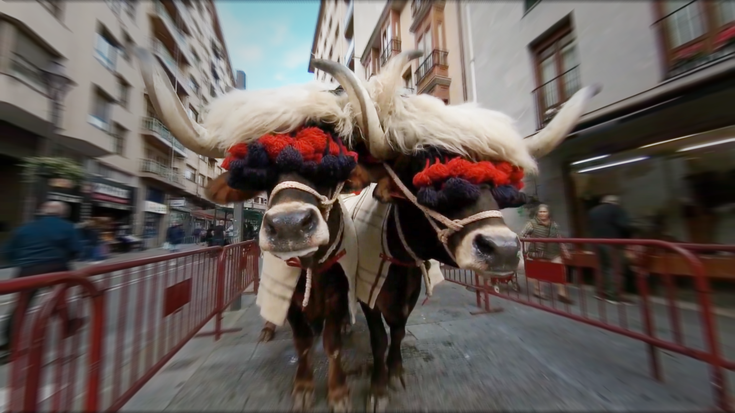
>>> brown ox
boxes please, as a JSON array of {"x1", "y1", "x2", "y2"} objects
[
  {"x1": 315, "y1": 52, "x2": 601, "y2": 411},
  {"x1": 135, "y1": 47, "x2": 386, "y2": 411}
]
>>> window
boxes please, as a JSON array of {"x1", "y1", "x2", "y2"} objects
[
  {"x1": 121, "y1": 33, "x2": 133, "y2": 62},
  {"x1": 37, "y1": 0, "x2": 63, "y2": 19},
  {"x1": 531, "y1": 24, "x2": 581, "y2": 129},
  {"x1": 10, "y1": 31, "x2": 53, "y2": 91},
  {"x1": 89, "y1": 88, "x2": 112, "y2": 131},
  {"x1": 188, "y1": 105, "x2": 199, "y2": 122},
  {"x1": 417, "y1": 28, "x2": 432, "y2": 56},
  {"x1": 656, "y1": 0, "x2": 735, "y2": 77},
  {"x1": 185, "y1": 166, "x2": 195, "y2": 181},
  {"x1": 118, "y1": 79, "x2": 129, "y2": 108},
  {"x1": 197, "y1": 174, "x2": 205, "y2": 186},
  {"x1": 189, "y1": 76, "x2": 200, "y2": 95},
  {"x1": 112, "y1": 123, "x2": 126, "y2": 156},
  {"x1": 524, "y1": 0, "x2": 541, "y2": 12},
  {"x1": 123, "y1": 0, "x2": 136, "y2": 19},
  {"x1": 94, "y1": 31, "x2": 118, "y2": 71}
]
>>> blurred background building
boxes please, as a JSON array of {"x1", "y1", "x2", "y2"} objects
[{"x1": 0, "y1": 0, "x2": 241, "y2": 247}]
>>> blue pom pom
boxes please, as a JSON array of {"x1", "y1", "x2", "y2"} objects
[
  {"x1": 442, "y1": 178, "x2": 481, "y2": 204},
  {"x1": 246, "y1": 143, "x2": 270, "y2": 168},
  {"x1": 492, "y1": 185, "x2": 527, "y2": 209},
  {"x1": 318, "y1": 154, "x2": 341, "y2": 183},
  {"x1": 275, "y1": 146, "x2": 303, "y2": 172},
  {"x1": 334, "y1": 154, "x2": 357, "y2": 182},
  {"x1": 300, "y1": 161, "x2": 319, "y2": 177},
  {"x1": 417, "y1": 187, "x2": 444, "y2": 209}
]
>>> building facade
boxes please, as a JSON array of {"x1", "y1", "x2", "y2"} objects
[
  {"x1": 309, "y1": 0, "x2": 469, "y2": 104},
  {"x1": 464, "y1": 0, "x2": 735, "y2": 244},
  {"x1": 0, "y1": 0, "x2": 236, "y2": 246}
]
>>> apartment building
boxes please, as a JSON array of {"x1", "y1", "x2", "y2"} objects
[
  {"x1": 0, "y1": 0, "x2": 237, "y2": 245},
  {"x1": 464, "y1": 0, "x2": 735, "y2": 244},
  {"x1": 309, "y1": 0, "x2": 468, "y2": 105}
]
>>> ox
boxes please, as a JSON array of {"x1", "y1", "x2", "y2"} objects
[
  {"x1": 135, "y1": 48, "x2": 383, "y2": 411},
  {"x1": 313, "y1": 51, "x2": 601, "y2": 411}
]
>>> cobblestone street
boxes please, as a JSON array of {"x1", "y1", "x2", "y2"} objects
[{"x1": 124, "y1": 280, "x2": 730, "y2": 412}]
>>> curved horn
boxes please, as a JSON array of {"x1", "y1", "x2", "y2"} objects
[
  {"x1": 371, "y1": 49, "x2": 423, "y2": 112},
  {"x1": 311, "y1": 59, "x2": 391, "y2": 160},
  {"x1": 525, "y1": 84, "x2": 602, "y2": 159},
  {"x1": 134, "y1": 47, "x2": 224, "y2": 158}
]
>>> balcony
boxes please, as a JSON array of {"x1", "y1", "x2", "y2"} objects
[
  {"x1": 140, "y1": 159, "x2": 184, "y2": 188},
  {"x1": 414, "y1": 49, "x2": 449, "y2": 90},
  {"x1": 531, "y1": 65, "x2": 582, "y2": 130},
  {"x1": 344, "y1": 0, "x2": 354, "y2": 38},
  {"x1": 151, "y1": 0, "x2": 193, "y2": 65},
  {"x1": 142, "y1": 117, "x2": 188, "y2": 157},
  {"x1": 150, "y1": 38, "x2": 191, "y2": 96},
  {"x1": 653, "y1": 1, "x2": 735, "y2": 79},
  {"x1": 380, "y1": 39, "x2": 402, "y2": 67}
]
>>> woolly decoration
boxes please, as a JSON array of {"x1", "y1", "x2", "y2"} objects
[
  {"x1": 410, "y1": 156, "x2": 527, "y2": 212},
  {"x1": 220, "y1": 126, "x2": 358, "y2": 192}
]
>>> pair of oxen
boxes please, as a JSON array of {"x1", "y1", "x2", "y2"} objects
[{"x1": 137, "y1": 47, "x2": 600, "y2": 412}]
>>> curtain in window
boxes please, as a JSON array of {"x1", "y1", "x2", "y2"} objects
[{"x1": 665, "y1": 0, "x2": 705, "y2": 48}]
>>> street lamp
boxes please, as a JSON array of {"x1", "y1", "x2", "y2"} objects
[{"x1": 30, "y1": 62, "x2": 76, "y2": 217}]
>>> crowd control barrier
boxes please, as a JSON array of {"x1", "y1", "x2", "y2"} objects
[
  {"x1": 0, "y1": 241, "x2": 260, "y2": 412},
  {"x1": 442, "y1": 238, "x2": 733, "y2": 412}
]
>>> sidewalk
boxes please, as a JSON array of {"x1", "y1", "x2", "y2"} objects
[
  {"x1": 0, "y1": 243, "x2": 206, "y2": 281},
  {"x1": 123, "y1": 281, "x2": 733, "y2": 411}
]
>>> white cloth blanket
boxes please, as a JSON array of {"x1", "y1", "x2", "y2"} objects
[
  {"x1": 341, "y1": 184, "x2": 444, "y2": 309},
  {"x1": 255, "y1": 199, "x2": 359, "y2": 327}
]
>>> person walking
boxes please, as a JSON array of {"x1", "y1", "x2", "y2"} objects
[
  {"x1": 520, "y1": 204, "x2": 574, "y2": 304},
  {"x1": 212, "y1": 220, "x2": 226, "y2": 247},
  {"x1": 588, "y1": 195, "x2": 635, "y2": 304},
  {"x1": 166, "y1": 221, "x2": 185, "y2": 253},
  {"x1": 0, "y1": 201, "x2": 83, "y2": 363}
]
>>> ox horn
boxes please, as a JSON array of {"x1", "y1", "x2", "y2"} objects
[
  {"x1": 311, "y1": 59, "x2": 391, "y2": 160},
  {"x1": 524, "y1": 84, "x2": 602, "y2": 159},
  {"x1": 134, "y1": 47, "x2": 225, "y2": 159}
]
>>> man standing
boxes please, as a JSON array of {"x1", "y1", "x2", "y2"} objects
[
  {"x1": 212, "y1": 220, "x2": 226, "y2": 247},
  {"x1": 0, "y1": 201, "x2": 82, "y2": 362},
  {"x1": 588, "y1": 195, "x2": 634, "y2": 304},
  {"x1": 166, "y1": 220, "x2": 185, "y2": 253}
]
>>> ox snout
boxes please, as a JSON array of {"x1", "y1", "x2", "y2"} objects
[
  {"x1": 454, "y1": 227, "x2": 521, "y2": 277},
  {"x1": 259, "y1": 202, "x2": 330, "y2": 260}
]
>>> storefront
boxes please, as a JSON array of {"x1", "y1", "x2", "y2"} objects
[
  {"x1": 143, "y1": 200, "x2": 168, "y2": 247},
  {"x1": 46, "y1": 178, "x2": 85, "y2": 223},
  {"x1": 90, "y1": 178, "x2": 136, "y2": 226},
  {"x1": 170, "y1": 198, "x2": 196, "y2": 237}
]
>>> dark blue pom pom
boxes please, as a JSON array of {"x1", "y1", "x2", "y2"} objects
[
  {"x1": 492, "y1": 185, "x2": 527, "y2": 209},
  {"x1": 334, "y1": 154, "x2": 357, "y2": 182},
  {"x1": 246, "y1": 143, "x2": 270, "y2": 168},
  {"x1": 301, "y1": 161, "x2": 319, "y2": 177},
  {"x1": 318, "y1": 154, "x2": 341, "y2": 183},
  {"x1": 275, "y1": 146, "x2": 303, "y2": 172},
  {"x1": 442, "y1": 178, "x2": 481, "y2": 204},
  {"x1": 417, "y1": 187, "x2": 444, "y2": 209}
]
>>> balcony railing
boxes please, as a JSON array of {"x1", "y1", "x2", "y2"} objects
[
  {"x1": 345, "y1": 39, "x2": 355, "y2": 66},
  {"x1": 380, "y1": 38, "x2": 402, "y2": 66},
  {"x1": 140, "y1": 159, "x2": 184, "y2": 185},
  {"x1": 414, "y1": 49, "x2": 448, "y2": 85},
  {"x1": 402, "y1": 87, "x2": 415, "y2": 95},
  {"x1": 154, "y1": 0, "x2": 186, "y2": 44},
  {"x1": 142, "y1": 117, "x2": 187, "y2": 154},
  {"x1": 344, "y1": 0, "x2": 354, "y2": 33},
  {"x1": 531, "y1": 65, "x2": 582, "y2": 130},
  {"x1": 411, "y1": 0, "x2": 424, "y2": 16},
  {"x1": 653, "y1": 0, "x2": 735, "y2": 79}
]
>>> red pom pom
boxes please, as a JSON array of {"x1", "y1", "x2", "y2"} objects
[
  {"x1": 221, "y1": 157, "x2": 233, "y2": 170},
  {"x1": 515, "y1": 180, "x2": 525, "y2": 190},
  {"x1": 413, "y1": 171, "x2": 432, "y2": 187},
  {"x1": 328, "y1": 141, "x2": 341, "y2": 156},
  {"x1": 296, "y1": 127, "x2": 329, "y2": 153},
  {"x1": 347, "y1": 151, "x2": 358, "y2": 162},
  {"x1": 293, "y1": 139, "x2": 317, "y2": 161},
  {"x1": 425, "y1": 159, "x2": 451, "y2": 183},
  {"x1": 227, "y1": 143, "x2": 248, "y2": 158},
  {"x1": 259, "y1": 134, "x2": 293, "y2": 160}
]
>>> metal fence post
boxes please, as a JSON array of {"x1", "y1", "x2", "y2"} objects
[{"x1": 229, "y1": 202, "x2": 244, "y2": 311}]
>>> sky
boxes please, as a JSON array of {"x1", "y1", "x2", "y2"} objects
[{"x1": 215, "y1": 1, "x2": 321, "y2": 91}]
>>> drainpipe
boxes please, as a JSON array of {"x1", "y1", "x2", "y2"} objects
[
  {"x1": 465, "y1": 2, "x2": 478, "y2": 103},
  {"x1": 456, "y1": 0, "x2": 468, "y2": 102}
]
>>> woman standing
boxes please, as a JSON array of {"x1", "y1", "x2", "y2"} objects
[{"x1": 520, "y1": 204, "x2": 574, "y2": 304}]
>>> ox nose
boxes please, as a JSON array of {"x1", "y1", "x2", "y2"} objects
[
  {"x1": 472, "y1": 233, "x2": 520, "y2": 272},
  {"x1": 263, "y1": 208, "x2": 319, "y2": 240}
]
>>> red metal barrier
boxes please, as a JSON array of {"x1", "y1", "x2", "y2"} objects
[
  {"x1": 0, "y1": 241, "x2": 260, "y2": 412},
  {"x1": 442, "y1": 238, "x2": 733, "y2": 412}
]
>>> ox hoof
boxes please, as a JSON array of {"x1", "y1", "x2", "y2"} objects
[
  {"x1": 388, "y1": 367, "x2": 406, "y2": 390},
  {"x1": 341, "y1": 323, "x2": 353, "y2": 336},
  {"x1": 292, "y1": 388, "x2": 315, "y2": 412},
  {"x1": 259, "y1": 328, "x2": 275, "y2": 343},
  {"x1": 366, "y1": 394, "x2": 389, "y2": 413},
  {"x1": 328, "y1": 389, "x2": 352, "y2": 413}
]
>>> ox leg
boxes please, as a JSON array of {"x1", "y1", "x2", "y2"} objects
[
  {"x1": 360, "y1": 302, "x2": 390, "y2": 413},
  {"x1": 386, "y1": 273, "x2": 422, "y2": 390},
  {"x1": 287, "y1": 306, "x2": 315, "y2": 412},
  {"x1": 323, "y1": 308, "x2": 351, "y2": 412},
  {"x1": 259, "y1": 321, "x2": 276, "y2": 342}
]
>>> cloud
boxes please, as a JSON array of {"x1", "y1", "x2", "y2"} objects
[
  {"x1": 237, "y1": 45, "x2": 263, "y2": 62},
  {"x1": 283, "y1": 44, "x2": 312, "y2": 70},
  {"x1": 271, "y1": 24, "x2": 290, "y2": 46}
]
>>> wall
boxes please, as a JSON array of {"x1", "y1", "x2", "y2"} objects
[{"x1": 354, "y1": 0, "x2": 386, "y2": 78}]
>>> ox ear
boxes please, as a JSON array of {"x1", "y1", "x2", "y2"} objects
[{"x1": 205, "y1": 172, "x2": 260, "y2": 204}]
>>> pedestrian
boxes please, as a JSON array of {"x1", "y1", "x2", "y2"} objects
[
  {"x1": 588, "y1": 195, "x2": 635, "y2": 304},
  {"x1": 0, "y1": 201, "x2": 83, "y2": 363},
  {"x1": 166, "y1": 221, "x2": 185, "y2": 253},
  {"x1": 520, "y1": 204, "x2": 574, "y2": 304},
  {"x1": 212, "y1": 220, "x2": 226, "y2": 247}
]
